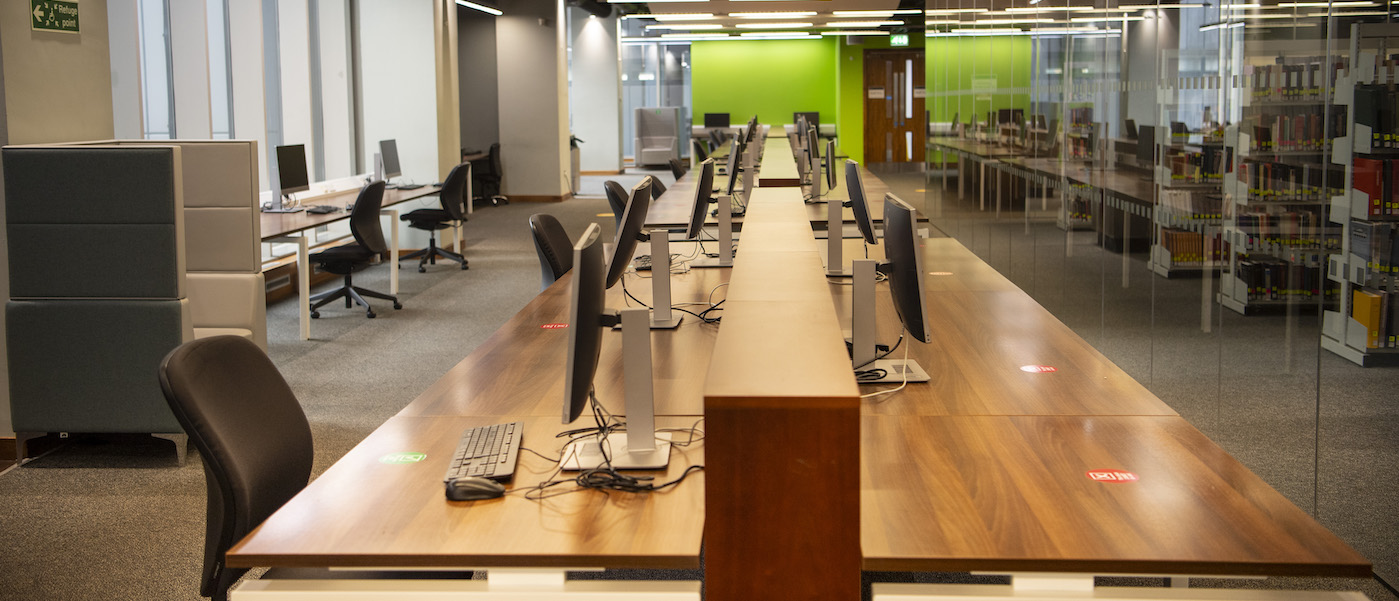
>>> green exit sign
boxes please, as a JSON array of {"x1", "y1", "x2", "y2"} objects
[
  {"x1": 32, "y1": 0, "x2": 80, "y2": 33},
  {"x1": 890, "y1": 33, "x2": 909, "y2": 47}
]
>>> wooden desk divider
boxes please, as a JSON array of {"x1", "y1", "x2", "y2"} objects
[{"x1": 702, "y1": 185, "x2": 862, "y2": 601}]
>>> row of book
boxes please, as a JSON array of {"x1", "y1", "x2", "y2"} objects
[
  {"x1": 1354, "y1": 83, "x2": 1399, "y2": 152},
  {"x1": 1168, "y1": 146, "x2": 1227, "y2": 184},
  {"x1": 1235, "y1": 258, "x2": 1335, "y2": 301},
  {"x1": 1159, "y1": 190, "x2": 1223, "y2": 220},
  {"x1": 1236, "y1": 210, "x2": 1340, "y2": 252},
  {"x1": 1235, "y1": 160, "x2": 1346, "y2": 203},
  {"x1": 1350, "y1": 219, "x2": 1399, "y2": 275},
  {"x1": 1353, "y1": 287, "x2": 1399, "y2": 349},
  {"x1": 1161, "y1": 228, "x2": 1224, "y2": 265},
  {"x1": 1352, "y1": 157, "x2": 1399, "y2": 219},
  {"x1": 1248, "y1": 108, "x2": 1345, "y2": 153},
  {"x1": 1067, "y1": 107, "x2": 1093, "y2": 128},
  {"x1": 1246, "y1": 60, "x2": 1343, "y2": 104}
]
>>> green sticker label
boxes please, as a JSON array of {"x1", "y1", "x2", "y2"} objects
[{"x1": 380, "y1": 452, "x2": 427, "y2": 464}]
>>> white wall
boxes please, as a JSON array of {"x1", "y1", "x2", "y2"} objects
[
  {"x1": 318, "y1": 0, "x2": 354, "y2": 179},
  {"x1": 497, "y1": 0, "x2": 570, "y2": 198},
  {"x1": 170, "y1": 0, "x2": 212, "y2": 138},
  {"x1": 568, "y1": 8, "x2": 621, "y2": 173}
]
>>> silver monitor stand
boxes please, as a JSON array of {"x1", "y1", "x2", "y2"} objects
[{"x1": 850, "y1": 259, "x2": 929, "y2": 383}]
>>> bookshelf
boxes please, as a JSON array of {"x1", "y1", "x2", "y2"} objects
[
  {"x1": 1149, "y1": 89, "x2": 1227, "y2": 278},
  {"x1": 1218, "y1": 53, "x2": 1347, "y2": 314},
  {"x1": 1321, "y1": 23, "x2": 1399, "y2": 366}
]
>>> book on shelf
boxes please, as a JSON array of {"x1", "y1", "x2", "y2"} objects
[
  {"x1": 1353, "y1": 288, "x2": 1383, "y2": 348},
  {"x1": 1353, "y1": 157, "x2": 1388, "y2": 218}
]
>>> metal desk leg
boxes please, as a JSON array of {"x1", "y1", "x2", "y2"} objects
[
  {"x1": 979, "y1": 160, "x2": 987, "y2": 211},
  {"x1": 271, "y1": 234, "x2": 312, "y2": 341},
  {"x1": 381, "y1": 208, "x2": 400, "y2": 295}
]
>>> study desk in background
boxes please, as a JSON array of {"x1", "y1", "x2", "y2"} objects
[{"x1": 260, "y1": 184, "x2": 444, "y2": 340}]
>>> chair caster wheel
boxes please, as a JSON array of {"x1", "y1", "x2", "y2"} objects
[
  {"x1": 461, "y1": 264, "x2": 469, "y2": 270},
  {"x1": 418, "y1": 267, "x2": 426, "y2": 273},
  {"x1": 367, "y1": 312, "x2": 376, "y2": 319},
  {"x1": 393, "y1": 303, "x2": 403, "y2": 310},
  {"x1": 311, "y1": 311, "x2": 320, "y2": 319}
]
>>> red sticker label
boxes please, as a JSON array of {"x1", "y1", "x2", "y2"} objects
[
  {"x1": 1020, "y1": 365, "x2": 1057, "y2": 373},
  {"x1": 928, "y1": 271, "x2": 954, "y2": 276},
  {"x1": 1087, "y1": 469, "x2": 1138, "y2": 482},
  {"x1": 541, "y1": 323, "x2": 568, "y2": 330}
]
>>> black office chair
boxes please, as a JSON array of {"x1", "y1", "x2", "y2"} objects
[
  {"x1": 668, "y1": 158, "x2": 686, "y2": 181},
  {"x1": 400, "y1": 162, "x2": 470, "y2": 273},
  {"x1": 709, "y1": 129, "x2": 726, "y2": 149},
  {"x1": 604, "y1": 180, "x2": 628, "y2": 230},
  {"x1": 308, "y1": 181, "x2": 401, "y2": 319},
  {"x1": 159, "y1": 335, "x2": 314, "y2": 601},
  {"x1": 529, "y1": 214, "x2": 573, "y2": 291},
  {"x1": 650, "y1": 178, "x2": 667, "y2": 200},
  {"x1": 692, "y1": 139, "x2": 709, "y2": 162},
  {"x1": 473, "y1": 142, "x2": 508, "y2": 207}
]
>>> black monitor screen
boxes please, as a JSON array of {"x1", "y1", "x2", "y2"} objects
[
  {"x1": 1124, "y1": 119, "x2": 1139, "y2": 140},
  {"x1": 882, "y1": 194, "x2": 930, "y2": 343},
  {"x1": 605, "y1": 177, "x2": 652, "y2": 289},
  {"x1": 378, "y1": 139, "x2": 402, "y2": 180},
  {"x1": 688, "y1": 159, "x2": 716, "y2": 240},
  {"x1": 704, "y1": 113, "x2": 730, "y2": 129},
  {"x1": 794, "y1": 112, "x2": 818, "y2": 129},
  {"x1": 275, "y1": 144, "x2": 310, "y2": 196},
  {"x1": 824, "y1": 140, "x2": 837, "y2": 191},
  {"x1": 1137, "y1": 125, "x2": 1155, "y2": 163},
  {"x1": 563, "y1": 223, "x2": 606, "y2": 424},
  {"x1": 725, "y1": 139, "x2": 743, "y2": 195},
  {"x1": 845, "y1": 160, "x2": 876, "y2": 245}
]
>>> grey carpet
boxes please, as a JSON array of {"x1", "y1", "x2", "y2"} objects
[{"x1": 0, "y1": 165, "x2": 1393, "y2": 601}]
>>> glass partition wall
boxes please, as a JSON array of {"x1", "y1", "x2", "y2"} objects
[{"x1": 924, "y1": 0, "x2": 1399, "y2": 591}]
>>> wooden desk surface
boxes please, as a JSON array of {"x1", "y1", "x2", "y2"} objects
[
  {"x1": 757, "y1": 135, "x2": 801, "y2": 187},
  {"x1": 1004, "y1": 157, "x2": 1156, "y2": 206},
  {"x1": 397, "y1": 255, "x2": 727, "y2": 419},
  {"x1": 227, "y1": 415, "x2": 705, "y2": 569},
  {"x1": 928, "y1": 136, "x2": 1025, "y2": 158},
  {"x1": 260, "y1": 185, "x2": 443, "y2": 240},
  {"x1": 862, "y1": 414, "x2": 1370, "y2": 577}
]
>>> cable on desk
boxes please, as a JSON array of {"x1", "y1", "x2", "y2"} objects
[
  {"x1": 620, "y1": 278, "x2": 724, "y2": 324},
  {"x1": 860, "y1": 327, "x2": 913, "y2": 402}
]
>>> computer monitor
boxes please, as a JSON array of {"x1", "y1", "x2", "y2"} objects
[
  {"x1": 704, "y1": 113, "x2": 730, "y2": 129},
  {"x1": 745, "y1": 115, "x2": 758, "y2": 142},
  {"x1": 1124, "y1": 119, "x2": 1139, "y2": 140},
  {"x1": 881, "y1": 194, "x2": 931, "y2": 345},
  {"x1": 687, "y1": 159, "x2": 716, "y2": 240},
  {"x1": 1170, "y1": 121, "x2": 1189, "y2": 137},
  {"x1": 950, "y1": 112, "x2": 960, "y2": 130},
  {"x1": 1137, "y1": 125, "x2": 1156, "y2": 164},
  {"x1": 824, "y1": 140, "x2": 837, "y2": 192},
  {"x1": 997, "y1": 109, "x2": 1012, "y2": 126},
  {"x1": 725, "y1": 138, "x2": 743, "y2": 195},
  {"x1": 846, "y1": 160, "x2": 877, "y2": 245},
  {"x1": 275, "y1": 144, "x2": 310, "y2": 197},
  {"x1": 378, "y1": 139, "x2": 402, "y2": 180},
  {"x1": 605, "y1": 177, "x2": 652, "y2": 289},
  {"x1": 561, "y1": 222, "x2": 672, "y2": 470},
  {"x1": 794, "y1": 111, "x2": 818, "y2": 130},
  {"x1": 807, "y1": 126, "x2": 821, "y2": 196}
]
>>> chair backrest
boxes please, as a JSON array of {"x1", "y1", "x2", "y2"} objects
[
  {"x1": 668, "y1": 158, "x2": 686, "y2": 181},
  {"x1": 158, "y1": 335, "x2": 313, "y2": 600},
  {"x1": 438, "y1": 162, "x2": 471, "y2": 221},
  {"x1": 650, "y1": 178, "x2": 667, "y2": 200},
  {"x1": 692, "y1": 139, "x2": 709, "y2": 162},
  {"x1": 529, "y1": 213, "x2": 573, "y2": 291},
  {"x1": 489, "y1": 142, "x2": 503, "y2": 175},
  {"x1": 709, "y1": 129, "x2": 725, "y2": 148},
  {"x1": 349, "y1": 180, "x2": 388, "y2": 254},
  {"x1": 604, "y1": 180, "x2": 628, "y2": 229}
]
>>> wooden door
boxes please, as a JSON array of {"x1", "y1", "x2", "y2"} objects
[{"x1": 864, "y1": 49, "x2": 926, "y2": 163}]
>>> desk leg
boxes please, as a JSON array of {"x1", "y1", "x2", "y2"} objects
[
  {"x1": 382, "y1": 208, "x2": 400, "y2": 296},
  {"x1": 979, "y1": 161, "x2": 987, "y2": 211},
  {"x1": 271, "y1": 235, "x2": 312, "y2": 341}
]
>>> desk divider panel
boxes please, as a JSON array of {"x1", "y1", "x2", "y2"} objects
[{"x1": 703, "y1": 183, "x2": 862, "y2": 601}]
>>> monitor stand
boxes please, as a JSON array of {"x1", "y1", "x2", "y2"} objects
[
  {"x1": 647, "y1": 232, "x2": 682, "y2": 329},
  {"x1": 562, "y1": 308, "x2": 673, "y2": 470},
  {"x1": 262, "y1": 195, "x2": 305, "y2": 213},
  {"x1": 691, "y1": 195, "x2": 734, "y2": 268},
  {"x1": 850, "y1": 259, "x2": 930, "y2": 383},
  {"x1": 826, "y1": 199, "x2": 851, "y2": 277}
]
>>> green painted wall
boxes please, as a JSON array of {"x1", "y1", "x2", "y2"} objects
[
  {"x1": 690, "y1": 39, "x2": 838, "y2": 129},
  {"x1": 836, "y1": 42, "x2": 864, "y2": 163},
  {"x1": 925, "y1": 35, "x2": 1032, "y2": 162}
]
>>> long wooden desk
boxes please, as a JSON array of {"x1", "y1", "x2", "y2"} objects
[{"x1": 261, "y1": 184, "x2": 444, "y2": 340}]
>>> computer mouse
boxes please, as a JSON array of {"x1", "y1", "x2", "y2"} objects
[{"x1": 445, "y1": 476, "x2": 505, "y2": 501}]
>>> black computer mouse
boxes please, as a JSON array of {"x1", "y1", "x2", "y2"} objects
[{"x1": 444, "y1": 477, "x2": 505, "y2": 501}]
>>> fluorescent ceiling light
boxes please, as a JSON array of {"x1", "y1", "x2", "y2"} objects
[
  {"x1": 826, "y1": 20, "x2": 902, "y2": 26},
  {"x1": 971, "y1": 18, "x2": 1056, "y2": 23},
  {"x1": 1222, "y1": 3, "x2": 1263, "y2": 8},
  {"x1": 1118, "y1": 3, "x2": 1205, "y2": 8},
  {"x1": 662, "y1": 32, "x2": 729, "y2": 38},
  {"x1": 925, "y1": 8, "x2": 989, "y2": 14},
  {"x1": 1308, "y1": 9, "x2": 1390, "y2": 13},
  {"x1": 1199, "y1": 20, "x2": 1246, "y2": 29},
  {"x1": 925, "y1": 19, "x2": 960, "y2": 24},
  {"x1": 822, "y1": 30, "x2": 892, "y2": 35},
  {"x1": 454, "y1": 0, "x2": 501, "y2": 15},
  {"x1": 729, "y1": 11, "x2": 817, "y2": 18},
  {"x1": 734, "y1": 22, "x2": 812, "y2": 28},
  {"x1": 1006, "y1": 5, "x2": 1094, "y2": 11},
  {"x1": 646, "y1": 23, "x2": 725, "y2": 29},
  {"x1": 650, "y1": 13, "x2": 717, "y2": 20},
  {"x1": 738, "y1": 32, "x2": 820, "y2": 38},
  {"x1": 833, "y1": 9, "x2": 920, "y2": 17},
  {"x1": 1279, "y1": 1, "x2": 1375, "y2": 5},
  {"x1": 1072, "y1": 15, "x2": 1147, "y2": 20}
]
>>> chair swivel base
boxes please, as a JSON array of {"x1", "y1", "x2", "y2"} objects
[
  {"x1": 399, "y1": 240, "x2": 468, "y2": 272},
  {"x1": 309, "y1": 281, "x2": 401, "y2": 319}
]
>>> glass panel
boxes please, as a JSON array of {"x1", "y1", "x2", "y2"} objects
[
  {"x1": 138, "y1": 0, "x2": 174, "y2": 139},
  {"x1": 207, "y1": 0, "x2": 233, "y2": 139}
]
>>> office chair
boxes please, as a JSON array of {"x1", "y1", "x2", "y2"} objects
[
  {"x1": 159, "y1": 335, "x2": 314, "y2": 601},
  {"x1": 529, "y1": 214, "x2": 573, "y2": 291},
  {"x1": 308, "y1": 181, "x2": 401, "y2": 318},
  {"x1": 650, "y1": 178, "x2": 667, "y2": 200},
  {"x1": 604, "y1": 180, "x2": 628, "y2": 230},
  {"x1": 400, "y1": 162, "x2": 470, "y2": 273},
  {"x1": 668, "y1": 158, "x2": 686, "y2": 181},
  {"x1": 472, "y1": 142, "x2": 508, "y2": 207},
  {"x1": 692, "y1": 139, "x2": 709, "y2": 162},
  {"x1": 709, "y1": 129, "x2": 726, "y2": 149}
]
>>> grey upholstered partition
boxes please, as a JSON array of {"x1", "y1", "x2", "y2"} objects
[
  {"x1": 634, "y1": 107, "x2": 681, "y2": 166},
  {"x1": 3, "y1": 145, "x2": 192, "y2": 462}
]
